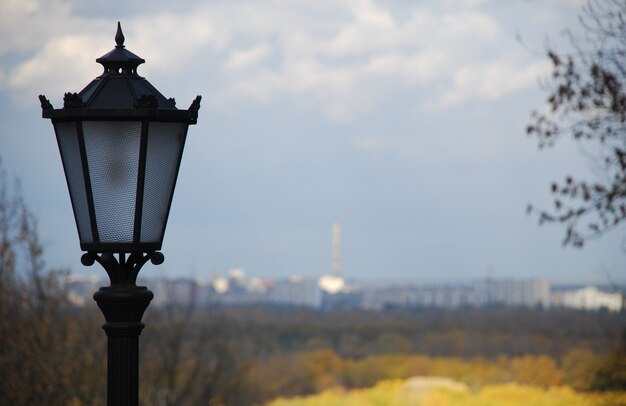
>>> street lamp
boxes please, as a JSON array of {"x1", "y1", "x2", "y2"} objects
[{"x1": 39, "y1": 22, "x2": 201, "y2": 405}]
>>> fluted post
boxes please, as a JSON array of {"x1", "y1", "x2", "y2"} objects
[{"x1": 94, "y1": 282, "x2": 154, "y2": 405}]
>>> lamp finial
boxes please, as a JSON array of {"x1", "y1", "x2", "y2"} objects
[{"x1": 115, "y1": 22, "x2": 125, "y2": 48}]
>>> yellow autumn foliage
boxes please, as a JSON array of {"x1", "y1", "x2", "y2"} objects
[{"x1": 267, "y1": 377, "x2": 626, "y2": 406}]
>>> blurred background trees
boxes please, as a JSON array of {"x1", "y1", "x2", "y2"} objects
[
  {"x1": 140, "y1": 301, "x2": 252, "y2": 405},
  {"x1": 527, "y1": 0, "x2": 626, "y2": 247},
  {"x1": 0, "y1": 160, "x2": 251, "y2": 405},
  {"x1": 0, "y1": 162, "x2": 105, "y2": 405}
]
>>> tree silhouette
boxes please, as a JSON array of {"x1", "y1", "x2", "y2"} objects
[
  {"x1": 0, "y1": 161, "x2": 106, "y2": 405},
  {"x1": 527, "y1": 0, "x2": 626, "y2": 247}
]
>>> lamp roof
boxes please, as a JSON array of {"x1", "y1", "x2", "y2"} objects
[
  {"x1": 39, "y1": 23, "x2": 201, "y2": 124},
  {"x1": 79, "y1": 22, "x2": 174, "y2": 110}
]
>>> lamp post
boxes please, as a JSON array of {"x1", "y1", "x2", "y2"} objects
[{"x1": 39, "y1": 23, "x2": 201, "y2": 405}]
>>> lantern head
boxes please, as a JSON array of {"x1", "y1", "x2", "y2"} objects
[{"x1": 40, "y1": 22, "x2": 201, "y2": 254}]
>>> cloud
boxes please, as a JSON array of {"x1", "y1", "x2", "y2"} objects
[
  {"x1": 1, "y1": 0, "x2": 557, "y2": 119},
  {"x1": 3, "y1": 34, "x2": 109, "y2": 107},
  {"x1": 436, "y1": 59, "x2": 551, "y2": 108},
  {"x1": 129, "y1": 12, "x2": 221, "y2": 75},
  {"x1": 0, "y1": 0, "x2": 71, "y2": 56},
  {"x1": 442, "y1": 0, "x2": 491, "y2": 7},
  {"x1": 213, "y1": 3, "x2": 509, "y2": 121},
  {"x1": 224, "y1": 44, "x2": 272, "y2": 72}
]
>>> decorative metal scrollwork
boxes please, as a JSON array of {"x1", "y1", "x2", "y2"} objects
[
  {"x1": 63, "y1": 92, "x2": 86, "y2": 108},
  {"x1": 39, "y1": 95, "x2": 53, "y2": 110},
  {"x1": 81, "y1": 252, "x2": 164, "y2": 286},
  {"x1": 188, "y1": 95, "x2": 202, "y2": 124},
  {"x1": 189, "y1": 95, "x2": 201, "y2": 113}
]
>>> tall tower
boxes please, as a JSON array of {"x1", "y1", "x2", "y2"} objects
[
  {"x1": 319, "y1": 221, "x2": 345, "y2": 295},
  {"x1": 332, "y1": 221, "x2": 341, "y2": 277}
]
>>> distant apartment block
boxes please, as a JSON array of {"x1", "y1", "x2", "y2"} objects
[
  {"x1": 151, "y1": 278, "x2": 208, "y2": 306},
  {"x1": 361, "y1": 279, "x2": 550, "y2": 311},
  {"x1": 271, "y1": 276, "x2": 322, "y2": 308},
  {"x1": 552, "y1": 286, "x2": 622, "y2": 312},
  {"x1": 66, "y1": 274, "x2": 100, "y2": 306},
  {"x1": 361, "y1": 286, "x2": 420, "y2": 310},
  {"x1": 472, "y1": 278, "x2": 551, "y2": 308}
]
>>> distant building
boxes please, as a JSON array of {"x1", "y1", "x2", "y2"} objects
[
  {"x1": 552, "y1": 286, "x2": 622, "y2": 312},
  {"x1": 359, "y1": 279, "x2": 551, "y2": 311},
  {"x1": 212, "y1": 277, "x2": 229, "y2": 294},
  {"x1": 66, "y1": 274, "x2": 101, "y2": 306},
  {"x1": 151, "y1": 278, "x2": 208, "y2": 306},
  {"x1": 271, "y1": 276, "x2": 321, "y2": 308},
  {"x1": 472, "y1": 278, "x2": 550, "y2": 308},
  {"x1": 318, "y1": 274, "x2": 345, "y2": 294},
  {"x1": 206, "y1": 269, "x2": 271, "y2": 305},
  {"x1": 361, "y1": 286, "x2": 419, "y2": 310}
]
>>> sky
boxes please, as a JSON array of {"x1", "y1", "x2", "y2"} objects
[{"x1": 0, "y1": 0, "x2": 623, "y2": 283}]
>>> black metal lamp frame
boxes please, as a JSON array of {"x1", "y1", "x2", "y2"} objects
[
  {"x1": 39, "y1": 23, "x2": 201, "y2": 406},
  {"x1": 82, "y1": 251, "x2": 163, "y2": 405}
]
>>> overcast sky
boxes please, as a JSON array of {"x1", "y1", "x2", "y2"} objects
[{"x1": 1, "y1": 0, "x2": 623, "y2": 283}]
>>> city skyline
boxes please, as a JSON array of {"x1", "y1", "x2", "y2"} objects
[
  {"x1": 0, "y1": 0, "x2": 624, "y2": 283},
  {"x1": 66, "y1": 270, "x2": 624, "y2": 313}
]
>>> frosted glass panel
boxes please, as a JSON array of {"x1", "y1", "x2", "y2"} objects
[
  {"x1": 55, "y1": 121, "x2": 93, "y2": 244},
  {"x1": 141, "y1": 122, "x2": 186, "y2": 243},
  {"x1": 83, "y1": 121, "x2": 141, "y2": 243}
]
